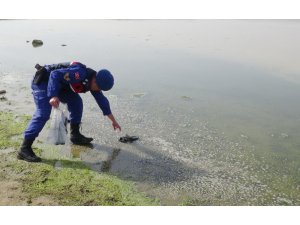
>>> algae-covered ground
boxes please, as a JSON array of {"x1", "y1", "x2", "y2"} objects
[{"x1": 0, "y1": 111, "x2": 158, "y2": 206}]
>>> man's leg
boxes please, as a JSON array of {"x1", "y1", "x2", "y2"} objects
[
  {"x1": 18, "y1": 82, "x2": 52, "y2": 162},
  {"x1": 60, "y1": 90, "x2": 93, "y2": 145}
]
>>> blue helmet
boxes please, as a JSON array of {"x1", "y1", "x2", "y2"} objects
[{"x1": 96, "y1": 69, "x2": 114, "y2": 91}]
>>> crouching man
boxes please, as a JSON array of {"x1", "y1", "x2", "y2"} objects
[{"x1": 18, "y1": 61, "x2": 121, "y2": 162}]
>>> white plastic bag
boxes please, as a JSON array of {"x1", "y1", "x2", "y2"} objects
[{"x1": 47, "y1": 107, "x2": 68, "y2": 145}]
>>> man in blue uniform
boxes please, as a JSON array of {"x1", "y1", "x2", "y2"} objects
[{"x1": 18, "y1": 61, "x2": 121, "y2": 162}]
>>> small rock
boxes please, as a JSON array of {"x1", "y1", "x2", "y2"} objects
[
  {"x1": 0, "y1": 96, "x2": 7, "y2": 101},
  {"x1": 26, "y1": 40, "x2": 30, "y2": 43},
  {"x1": 132, "y1": 93, "x2": 145, "y2": 98},
  {"x1": 32, "y1": 39, "x2": 43, "y2": 47},
  {"x1": 181, "y1": 95, "x2": 192, "y2": 100},
  {"x1": 61, "y1": 44, "x2": 67, "y2": 47},
  {"x1": 0, "y1": 90, "x2": 6, "y2": 95}
]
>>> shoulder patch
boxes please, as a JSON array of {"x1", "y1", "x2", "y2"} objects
[
  {"x1": 64, "y1": 73, "x2": 70, "y2": 81},
  {"x1": 75, "y1": 72, "x2": 80, "y2": 80}
]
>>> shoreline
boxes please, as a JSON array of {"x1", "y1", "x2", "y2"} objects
[{"x1": 0, "y1": 110, "x2": 158, "y2": 206}]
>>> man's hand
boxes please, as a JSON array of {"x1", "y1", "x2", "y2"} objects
[
  {"x1": 107, "y1": 114, "x2": 121, "y2": 131},
  {"x1": 112, "y1": 121, "x2": 121, "y2": 131},
  {"x1": 49, "y1": 97, "x2": 60, "y2": 108}
]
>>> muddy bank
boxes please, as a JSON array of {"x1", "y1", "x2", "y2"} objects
[{"x1": 0, "y1": 111, "x2": 158, "y2": 206}]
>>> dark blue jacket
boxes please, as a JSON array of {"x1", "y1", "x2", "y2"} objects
[{"x1": 46, "y1": 62, "x2": 112, "y2": 116}]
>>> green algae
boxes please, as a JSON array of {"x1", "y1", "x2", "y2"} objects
[
  {"x1": 0, "y1": 112, "x2": 30, "y2": 149},
  {"x1": 21, "y1": 159, "x2": 158, "y2": 205}
]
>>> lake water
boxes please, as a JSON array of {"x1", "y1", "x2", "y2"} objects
[{"x1": 0, "y1": 20, "x2": 299, "y2": 205}]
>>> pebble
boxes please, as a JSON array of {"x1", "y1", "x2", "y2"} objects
[
  {"x1": 0, "y1": 96, "x2": 7, "y2": 101},
  {"x1": 32, "y1": 39, "x2": 43, "y2": 47}
]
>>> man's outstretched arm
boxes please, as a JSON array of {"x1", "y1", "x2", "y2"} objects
[{"x1": 91, "y1": 91, "x2": 121, "y2": 131}]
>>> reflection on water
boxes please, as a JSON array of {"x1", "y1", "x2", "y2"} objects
[
  {"x1": 100, "y1": 148, "x2": 121, "y2": 172},
  {"x1": 70, "y1": 143, "x2": 121, "y2": 172},
  {"x1": 0, "y1": 20, "x2": 300, "y2": 205}
]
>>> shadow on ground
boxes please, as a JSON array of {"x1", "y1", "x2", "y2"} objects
[{"x1": 41, "y1": 141, "x2": 207, "y2": 185}]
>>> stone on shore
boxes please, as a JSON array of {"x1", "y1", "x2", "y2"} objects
[{"x1": 32, "y1": 39, "x2": 43, "y2": 47}]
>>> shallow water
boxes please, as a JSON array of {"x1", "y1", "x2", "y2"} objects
[{"x1": 0, "y1": 20, "x2": 299, "y2": 205}]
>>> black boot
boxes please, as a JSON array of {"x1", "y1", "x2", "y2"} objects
[
  {"x1": 70, "y1": 123, "x2": 93, "y2": 145},
  {"x1": 17, "y1": 139, "x2": 42, "y2": 162}
]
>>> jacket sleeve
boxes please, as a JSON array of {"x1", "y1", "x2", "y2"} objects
[
  {"x1": 47, "y1": 70, "x2": 63, "y2": 97},
  {"x1": 47, "y1": 63, "x2": 87, "y2": 98},
  {"x1": 91, "y1": 91, "x2": 112, "y2": 116}
]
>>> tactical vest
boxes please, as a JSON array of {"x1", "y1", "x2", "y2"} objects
[
  {"x1": 69, "y1": 78, "x2": 89, "y2": 93},
  {"x1": 69, "y1": 68, "x2": 96, "y2": 93}
]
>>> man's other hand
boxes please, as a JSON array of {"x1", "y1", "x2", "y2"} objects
[{"x1": 49, "y1": 97, "x2": 60, "y2": 108}]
